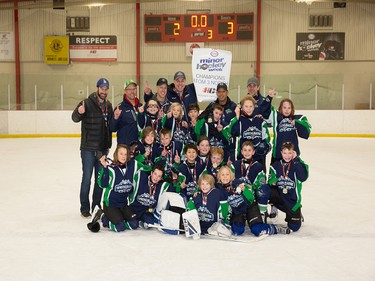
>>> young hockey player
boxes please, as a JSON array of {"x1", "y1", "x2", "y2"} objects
[
  {"x1": 87, "y1": 144, "x2": 151, "y2": 233},
  {"x1": 229, "y1": 96, "x2": 271, "y2": 170},
  {"x1": 196, "y1": 136, "x2": 211, "y2": 168},
  {"x1": 268, "y1": 98, "x2": 311, "y2": 163},
  {"x1": 129, "y1": 164, "x2": 169, "y2": 228},
  {"x1": 154, "y1": 128, "x2": 183, "y2": 183},
  {"x1": 229, "y1": 141, "x2": 266, "y2": 192},
  {"x1": 195, "y1": 104, "x2": 229, "y2": 159},
  {"x1": 176, "y1": 143, "x2": 207, "y2": 200},
  {"x1": 134, "y1": 127, "x2": 159, "y2": 167},
  {"x1": 206, "y1": 147, "x2": 225, "y2": 181},
  {"x1": 162, "y1": 102, "x2": 191, "y2": 145},
  {"x1": 186, "y1": 174, "x2": 230, "y2": 234},
  {"x1": 257, "y1": 142, "x2": 309, "y2": 232},
  {"x1": 187, "y1": 103, "x2": 200, "y2": 143},
  {"x1": 137, "y1": 98, "x2": 163, "y2": 144},
  {"x1": 216, "y1": 165, "x2": 291, "y2": 236}
]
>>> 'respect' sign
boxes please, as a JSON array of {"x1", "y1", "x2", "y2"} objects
[{"x1": 69, "y1": 35, "x2": 117, "y2": 62}]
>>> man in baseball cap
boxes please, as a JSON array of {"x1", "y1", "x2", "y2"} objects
[
  {"x1": 124, "y1": 79, "x2": 137, "y2": 89},
  {"x1": 96, "y1": 78, "x2": 109, "y2": 89},
  {"x1": 173, "y1": 71, "x2": 186, "y2": 80}
]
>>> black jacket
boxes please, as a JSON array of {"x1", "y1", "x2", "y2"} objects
[{"x1": 72, "y1": 92, "x2": 113, "y2": 152}]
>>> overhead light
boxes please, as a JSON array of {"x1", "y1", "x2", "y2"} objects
[{"x1": 295, "y1": 0, "x2": 314, "y2": 4}]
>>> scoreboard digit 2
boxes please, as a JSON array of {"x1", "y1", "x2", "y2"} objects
[{"x1": 144, "y1": 13, "x2": 254, "y2": 43}]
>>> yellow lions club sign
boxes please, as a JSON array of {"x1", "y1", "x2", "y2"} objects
[{"x1": 44, "y1": 36, "x2": 69, "y2": 64}]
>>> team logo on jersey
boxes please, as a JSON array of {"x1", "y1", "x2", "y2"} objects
[
  {"x1": 186, "y1": 182, "x2": 197, "y2": 197},
  {"x1": 209, "y1": 137, "x2": 224, "y2": 149},
  {"x1": 238, "y1": 176, "x2": 252, "y2": 185},
  {"x1": 114, "y1": 179, "x2": 133, "y2": 193},
  {"x1": 173, "y1": 129, "x2": 186, "y2": 143},
  {"x1": 197, "y1": 206, "x2": 214, "y2": 222},
  {"x1": 279, "y1": 118, "x2": 296, "y2": 133},
  {"x1": 278, "y1": 176, "x2": 295, "y2": 190},
  {"x1": 243, "y1": 126, "x2": 262, "y2": 140},
  {"x1": 137, "y1": 193, "x2": 157, "y2": 207},
  {"x1": 227, "y1": 194, "x2": 245, "y2": 208}
]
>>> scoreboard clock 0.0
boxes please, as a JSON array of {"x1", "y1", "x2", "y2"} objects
[{"x1": 144, "y1": 13, "x2": 254, "y2": 43}]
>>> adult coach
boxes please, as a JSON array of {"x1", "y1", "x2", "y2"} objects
[
  {"x1": 72, "y1": 78, "x2": 114, "y2": 217},
  {"x1": 167, "y1": 71, "x2": 197, "y2": 122},
  {"x1": 110, "y1": 79, "x2": 142, "y2": 146},
  {"x1": 246, "y1": 76, "x2": 275, "y2": 119}
]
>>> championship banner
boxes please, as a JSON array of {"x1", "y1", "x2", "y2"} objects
[
  {"x1": 69, "y1": 35, "x2": 117, "y2": 62},
  {"x1": 192, "y1": 48, "x2": 232, "y2": 102},
  {"x1": 296, "y1": 32, "x2": 345, "y2": 60},
  {"x1": 44, "y1": 36, "x2": 69, "y2": 65}
]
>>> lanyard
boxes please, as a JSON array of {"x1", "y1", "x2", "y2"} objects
[
  {"x1": 282, "y1": 162, "x2": 291, "y2": 178},
  {"x1": 240, "y1": 160, "x2": 253, "y2": 178}
]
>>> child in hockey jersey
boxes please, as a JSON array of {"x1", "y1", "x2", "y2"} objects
[
  {"x1": 162, "y1": 102, "x2": 190, "y2": 145},
  {"x1": 155, "y1": 128, "x2": 182, "y2": 183},
  {"x1": 137, "y1": 98, "x2": 163, "y2": 144},
  {"x1": 268, "y1": 98, "x2": 311, "y2": 164},
  {"x1": 206, "y1": 147, "x2": 225, "y2": 181},
  {"x1": 216, "y1": 166, "x2": 290, "y2": 236},
  {"x1": 134, "y1": 127, "x2": 159, "y2": 167},
  {"x1": 196, "y1": 136, "x2": 211, "y2": 168},
  {"x1": 186, "y1": 174, "x2": 230, "y2": 234},
  {"x1": 129, "y1": 164, "x2": 169, "y2": 228},
  {"x1": 195, "y1": 104, "x2": 229, "y2": 159},
  {"x1": 257, "y1": 142, "x2": 309, "y2": 232},
  {"x1": 229, "y1": 95, "x2": 271, "y2": 169},
  {"x1": 176, "y1": 144, "x2": 207, "y2": 199},
  {"x1": 187, "y1": 103, "x2": 200, "y2": 143},
  {"x1": 91, "y1": 144, "x2": 151, "y2": 232},
  {"x1": 230, "y1": 141, "x2": 267, "y2": 192}
]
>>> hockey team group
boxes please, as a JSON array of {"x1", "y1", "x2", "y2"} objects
[{"x1": 72, "y1": 71, "x2": 311, "y2": 240}]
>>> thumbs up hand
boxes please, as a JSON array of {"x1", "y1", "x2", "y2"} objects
[{"x1": 78, "y1": 100, "x2": 85, "y2": 114}]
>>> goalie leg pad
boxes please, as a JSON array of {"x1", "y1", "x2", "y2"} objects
[
  {"x1": 208, "y1": 222, "x2": 232, "y2": 237},
  {"x1": 159, "y1": 210, "x2": 182, "y2": 235},
  {"x1": 182, "y1": 209, "x2": 201, "y2": 238}
]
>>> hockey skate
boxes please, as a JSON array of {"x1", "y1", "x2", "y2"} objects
[
  {"x1": 87, "y1": 206, "x2": 103, "y2": 233},
  {"x1": 274, "y1": 224, "x2": 291, "y2": 235}
]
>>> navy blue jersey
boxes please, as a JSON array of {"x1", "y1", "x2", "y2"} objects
[
  {"x1": 98, "y1": 159, "x2": 144, "y2": 208},
  {"x1": 137, "y1": 112, "x2": 163, "y2": 144},
  {"x1": 216, "y1": 180, "x2": 254, "y2": 215},
  {"x1": 269, "y1": 157, "x2": 309, "y2": 211},
  {"x1": 134, "y1": 140, "x2": 159, "y2": 167},
  {"x1": 129, "y1": 170, "x2": 169, "y2": 219},
  {"x1": 268, "y1": 107, "x2": 311, "y2": 160},
  {"x1": 188, "y1": 188, "x2": 228, "y2": 233},
  {"x1": 230, "y1": 115, "x2": 271, "y2": 160},
  {"x1": 162, "y1": 116, "x2": 191, "y2": 145},
  {"x1": 178, "y1": 160, "x2": 207, "y2": 198},
  {"x1": 230, "y1": 159, "x2": 267, "y2": 190}
]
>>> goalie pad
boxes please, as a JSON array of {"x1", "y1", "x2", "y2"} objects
[
  {"x1": 156, "y1": 192, "x2": 186, "y2": 215},
  {"x1": 182, "y1": 209, "x2": 201, "y2": 240},
  {"x1": 159, "y1": 210, "x2": 182, "y2": 235},
  {"x1": 207, "y1": 222, "x2": 232, "y2": 238}
]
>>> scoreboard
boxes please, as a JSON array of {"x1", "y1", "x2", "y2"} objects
[{"x1": 144, "y1": 13, "x2": 254, "y2": 43}]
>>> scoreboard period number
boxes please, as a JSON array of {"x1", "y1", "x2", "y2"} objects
[{"x1": 144, "y1": 13, "x2": 254, "y2": 43}]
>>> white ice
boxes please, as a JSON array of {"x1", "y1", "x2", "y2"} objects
[{"x1": 1, "y1": 137, "x2": 374, "y2": 281}]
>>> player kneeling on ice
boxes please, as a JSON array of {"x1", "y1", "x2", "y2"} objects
[
  {"x1": 216, "y1": 165, "x2": 291, "y2": 236},
  {"x1": 87, "y1": 144, "x2": 151, "y2": 233},
  {"x1": 186, "y1": 174, "x2": 232, "y2": 236},
  {"x1": 128, "y1": 164, "x2": 169, "y2": 228},
  {"x1": 257, "y1": 142, "x2": 309, "y2": 233}
]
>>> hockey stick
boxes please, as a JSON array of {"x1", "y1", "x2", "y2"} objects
[
  {"x1": 146, "y1": 223, "x2": 185, "y2": 232},
  {"x1": 202, "y1": 233, "x2": 269, "y2": 243}
]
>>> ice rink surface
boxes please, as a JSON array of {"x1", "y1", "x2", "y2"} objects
[{"x1": 1, "y1": 137, "x2": 374, "y2": 281}]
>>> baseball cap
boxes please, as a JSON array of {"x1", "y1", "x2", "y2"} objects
[
  {"x1": 156, "y1": 78, "x2": 168, "y2": 86},
  {"x1": 216, "y1": 82, "x2": 228, "y2": 91},
  {"x1": 96, "y1": 78, "x2": 109, "y2": 88},
  {"x1": 174, "y1": 71, "x2": 186, "y2": 80},
  {"x1": 124, "y1": 79, "x2": 137, "y2": 89},
  {"x1": 247, "y1": 77, "x2": 259, "y2": 86}
]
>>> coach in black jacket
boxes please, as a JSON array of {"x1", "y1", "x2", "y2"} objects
[{"x1": 72, "y1": 78, "x2": 114, "y2": 218}]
